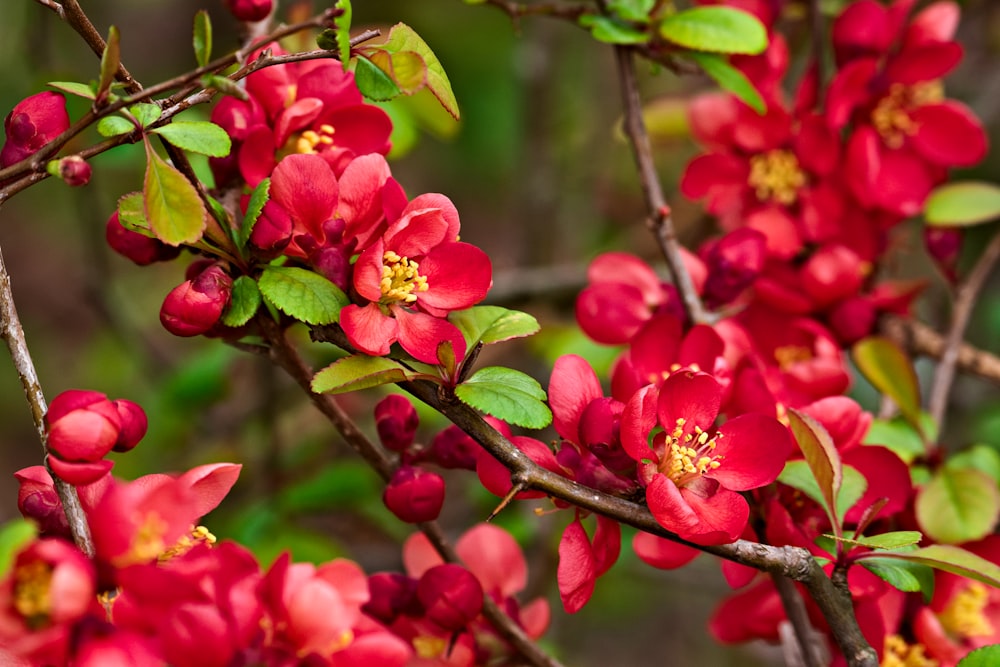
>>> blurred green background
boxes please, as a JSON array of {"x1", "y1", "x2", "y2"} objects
[{"x1": 0, "y1": 1, "x2": 999, "y2": 664}]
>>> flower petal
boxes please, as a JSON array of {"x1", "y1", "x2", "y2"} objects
[
  {"x1": 909, "y1": 101, "x2": 988, "y2": 167},
  {"x1": 709, "y1": 414, "x2": 792, "y2": 490},
  {"x1": 393, "y1": 308, "x2": 466, "y2": 364},
  {"x1": 657, "y1": 371, "x2": 722, "y2": 437},
  {"x1": 557, "y1": 518, "x2": 596, "y2": 614},
  {"x1": 417, "y1": 242, "x2": 492, "y2": 313},
  {"x1": 340, "y1": 303, "x2": 397, "y2": 357},
  {"x1": 549, "y1": 355, "x2": 603, "y2": 445}
]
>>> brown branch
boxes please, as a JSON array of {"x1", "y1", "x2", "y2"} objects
[
  {"x1": 880, "y1": 314, "x2": 1000, "y2": 386},
  {"x1": 613, "y1": 46, "x2": 710, "y2": 325},
  {"x1": 0, "y1": 246, "x2": 94, "y2": 557},
  {"x1": 772, "y1": 573, "x2": 825, "y2": 667},
  {"x1": 928, "y1": 229, "x2": 1000, "y2": 429}
]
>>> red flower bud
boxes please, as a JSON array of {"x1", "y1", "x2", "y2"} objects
[
  {"x1": 924, "y1": 227, "x2": 962, "y2": 284},
  {"x1": 701, "y1": 228, "x2": 766, "y2": 308},
  {"x1": 427, "y1": 425, "x2": 482, "y2": 470},
  {"x1": 363, "y1": 572, "x2": 421, "y2": 623},
  {"x1": 111, "y1": 399, "x2": 147, "y2": 453},
  {"x1": 45, "y1": 389, "x2": 121, "y2": 462},
  {"x1": 55, "y1": 155, "x2": 91, "y2": 186},
  {"x1": 160, "y1": 263, "x2": 233, "y2": 337},
  {"x1": 14, "y1": 466, "x2": 69, "y2": 537},
  {"x1": 800, "y1": 244, "x2": 865, "y2": 308},
  {"x1": 375, "y1": 394, "x2": 418, "y2": 453},
  {"x1": 1, "y1": 92, "x2": 70, "y2": 167},
  {"x1": 383, "y1": 466, "x2": 445, "y2": 523},
  {"x1": 105, "y1": 211, "x2": 181, "y2": 266},
  {"x1": 417, "y1": 564, "x2": 484, "y2": 631},
  {"x1": 224, "y1": 0, "x2": 273, "y2": 22},
  {"x1": 827, "y1": 296, "x2": 877, "y2": 345}
]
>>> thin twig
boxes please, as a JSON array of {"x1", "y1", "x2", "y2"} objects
[
  {"x1": 881, "y1": 313, "x2": 1000, "y2": 385},
  {"x1": 613, "y1": 46, "x2": 709, "y2": 325},
  {"x1": 0, "y1": 246, "x2": 94, "y2": 557},
  {"x1": 34, "y1": 0, "x2": 64, "y2": 17},
  {"x1": 772, "y1": 573, "x2": 824, "y2": 667},
  {"x1": 928, "y1": 230, "x2": 1000, "y2": 430}
]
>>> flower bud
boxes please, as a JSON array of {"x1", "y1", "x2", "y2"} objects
[
  {"x1": 47, "y1": 454, "x2": 115, "y2": 487},
  {"x1": 417, "y1": 564, "x2": 484, "y2": 632},
  {"x1": 160, "y1": 263, "x2": 233, "y2": 337},
  {"x1": 375, "y1": 395, "x2": 418, "y2": 453},
  {"x1": 827, "y1": 296, "x2": 876, "y2": 345},
  {"x1": 700, "y1": 228, "x2": 766, "y2": 308},
  {"x1": 363, "y1": 572, "x2": 421, "y2": 624},
  {"x1": 1, "y1": 92, "x2": 70, "y2": 167},
  {"x1": 51, "y1": 155, "x2": 91, "y2": 187},
  {"x1": 800, "y1": 244, "x2": 865, "y2": 308},
  {"x1": 224, "y1": 0, "x2": 273, "y2": 22},
  {"x1": 924, "y1": 227, "x2": 962, "y2": 284},
  {"x1": 105, "y1": 211, "x2": 181, "y2": 266},
  {"x1": 383, "y1": 466, "x2": 445, "y2": 523},
  {"x1": 14, "y1": 466, "x2": 69, "y2": 538},
  {"x1": 426, "y1": 425, "x2": 484, "y2": 470},
  {"x1": 112, "y1": 399, "x2": 147, "y2": 453},
  {"x1": 45, "y1": 390, "x2": 121, "y2": 462}
]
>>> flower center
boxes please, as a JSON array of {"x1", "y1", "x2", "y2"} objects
[
  {"x1": 747, "y1": 150, "x2": 806, "y2": 205},
  {"x1": 159, "y1": 525, "x2": 217, "y2": 562},
  {"x1": 774, "y1": 345, "x2": 812, "y2": 370},
  {"x1": 939, "y1": 582, "x2": 994, "y2": 640},
  {"x1": 13, "y1": 560, "x2": 53, "y2": 627},
  {"x1": 413, "y1": 635, "x2": 448, "y2": 659},
  {"x1": 880, "y1": 635, "x2": 937, "y2": 667},
  {"x1": 115, "y1": 511, "x2": 169, "y2": 567},
  {"x1": 295, "y1": 123, "x2": 335, "y2": 154},
  {"x1": 381, "y1": 251, "x2": 429, "y2": 304},
  {"x1": 646, "y1": 362, "x2": 702, "y2": 386},
  {"x1": 871, "y1": 81, "x2": 944, "y2": 149},
  {"x1": 661, "y1": 417, "x2": 723, "y2": 485}
]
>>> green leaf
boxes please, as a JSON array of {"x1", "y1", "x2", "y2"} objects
[
  {"x1": 958, "y1": 646, "x2": 1000, "y2": 667},
  {"x1": 311, "y1": 354, "x2": 416, "y2": 394},
  {"x1": 130, "y1": 103, "x2": 162, "y2": 128},
  {"x1": 336, "y1": 0, "x2": 352, "y2": 69},
  {"x1": 200, "y1": 74, "x2": 249, "y2": 101},
  {"x1": 258, "y1": 266, "x2": 348, "y2": 325},
  {"x1": 193, "y1": 10, "x2": 212, "y2": 68},
  {"x1": 151, "y1": 121, "x2": 231, "y2": 157},
  {"x1": 370, "y1": 23, "x2": 459, "y2": 120},
  {"x1": 117, "y1": 191, "x2": 153, "y2": 235},
  {"x1": 856, "y1": 530, "x2": 923, "y2": 550},
  {"x1": 859, "y1": 557, "x2": 935, "y2": 601},
  {"x1": 579, "y1": 15, "x2": 651, "y2": 44},
  {"x1": 788, "y1": 409, "x2": 843, "y2": 533},
  {"x1": 947, "y1": 444, "x2": 1000, "y2": 486},
  {"x1": 143, "y1": 141, "x2": 207, "y2": 245},
  {"x1": 454, "y1": 366, "x2": 552, "y2": 429},
  {"x1": 686, "y1": 52, "x2": 766, "y2": 114},
  {"x1": 0, "y1": 519, "x2": 37, "y2": 578},
  {"x1": 355, "y1": 56, "x2": 403, "y2": 101},
  {"x1": 853, "y1": 336, "x2": 922, "y2": 430},
  {"x1": 48, "y1": 81, "x2": 96, "y2": 100},
  {"x1": 221, "y1": 276, "x2": 261, "y2": 327},
  {"x1": 240, "y1": 177, "x2": 270, "y2": 248},
  {"x1": 778, "y1": 461, "x2": 867, "y2": 523},
  {"x1": 449, "y1": 306, "x2": 540, "y2": 350},
  {"x1": 608, "y1": 0, "x2": 656, "y2": 21},
  {"x1": 97, "y1": 115, "x2": 136, "y2": 138},
  {"x1": 659, "y1": 6, "x2": 768, "y2": 54},
  {"x1": 862, "y1": 416, "x2": 927, "y2": 464},
  {"x1": 915, "y1": 467, "x2": 1000, "y2": 544},
  {"x1": 97, "y1": 25, "x2": 121, "y2": 103},
  {"x1": 868, "y1": 544, "x2": 1000, "y2": 589},
  {"x1": 925, "y1": 181, "x2": 1000, "y2": 227},
  {"x1": 316, "y1": 28, "x2": 338, "y2": 51},
  {"x1": 366, "y1": 50, "x2": 427, "y2": 95}
]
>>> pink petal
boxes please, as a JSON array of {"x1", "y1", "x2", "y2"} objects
[
  {"x1": 745, "y1": 205, "x2": 803, "y2": 260},
  {"x1": 340, "y1": 303, "x2": 397, "y2": 357},
  {"x1": 910, "y1": 101, "x2": 988, "y2": 167},
  {"x1": 296, "y1": 61, "x2": 364, "y2": 108},
  {"x1": 338, "y1": 153, "x2": 392, "y2": 248},
  {"x1": 905, "y1": 1, "x2": 960, "y2": 46},
  {"x1": 886, "y1": 42, "x2": 963, "y2": 84},
  {"x1": 270, "y1": 154, "x2": 339, "y2": 236},
  {"x1": 632, "y1": 531, "x2": 700, "y2": 569},
  {"x1": 708, "y1": 414, "x2": 792, "y2": 490},
  {"x1": 557, "y1": 519, "x2": 596, "y2": 614},
  {"x1": 402, "y1": 532, "x2": 444, "y2": 578},
  {"x1": 237, "y1": 125, "x2": 277, "y2": 187},
  {"x1": 575, "y1": 282, "x2": 650, "y2": 345},
  {"x1": 680, "y1": 154, "x2": 748, "y2": 202},
  {"x1": 620, "y1": 385, "x2": 660, "y2": 463},
  {"x1": 657, "y1": 371, "x2": 722, "y2": 436},
  {"x1": 417, "y1": 242, "x2": 492, "y2": 312},
  {"x1": 549, "y1": 354, "x2": 603, "y2": 445},
  {"x1": 825, "y1": 59, "x2": 878, "y2": 130},
  {"x1": 456, "y1": 523, "x2": 528, "y2": 597},
  {"x1": 872, "y1": 146, "x2": 939, "y2": 217},
  {"x1": 274, "y1": 97, "x2": 323, "y2": 148},
  {"x1": 592, "y1": 515, "x2": 621, "y2": 577},
  {"x1": 393, "y1": 308, "x2": 466, "y2": 364},
  {"x1": 627, "y1": 314, "x2": 683, "y2": 384},
  {"x1": 352, "y1": 239, "x2": 386, "y2": 303},
  {"x1": 646, "y1": 475, "x2": 745, "y2": 544},
  {"x1": 176, "y1": 463, "x2": 243, "y2": 518},
  {"x1": 688, "y1": 92, "x2": 738, "y2": 150}
]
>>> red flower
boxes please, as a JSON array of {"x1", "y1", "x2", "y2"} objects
[
  {"x1": 621, "y1": 370, "x2": 792, "y2": 544},
  {"x1": 160, "y1": 262, "x2": 233, "y2": 337},
  {"x1": 341, "y1": 194, "x2": 492, "y2": 364},
  {"x1": 1, "y1": 92, "x2": 70, "y2": 167}
]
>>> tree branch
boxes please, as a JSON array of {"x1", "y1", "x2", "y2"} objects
[{"x1": 880, "y1": 313, "x2": 1000, "y2": 386}]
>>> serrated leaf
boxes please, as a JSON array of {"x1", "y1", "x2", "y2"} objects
[
  {"x1": 130, "y1": 103, "x2": 162, "y2": 128},
  {"x1": 450, "y1": 306, "x2": 540, "y2": 350},
  {"x1": 311, "y1": 354, "x2": 415, "y2": 394},
  {"x1": 48, "y1": 81, "x2": 96, "y2": 100},
  {"x1": 869, "y1": 544, "x2": 1000, "y2": 589},
  {"x1": 686, "y1": 52, "x2": 766, "y2": 113},
  {"x1": 925, "y1": 181, "x2": 1000, "y2": 227},
  {"x1": 857, "y1": 530, "x2": 923, "y2": 550},
  {"x1": 258, "y1": 266, "x2": 348, "y2": 325},
  {"x1": 947, "y1": 444, "x2": 1000, "y2": 486},
  {"x1": 853, "y1": 336, "x2": 922, "y2": 430},
  {"x1": 454, "y1": 366, "x2": 552, "y2": 429},
  {"x1": 221, "y1": 276, "x2": 261, "y2": 327},
  {"x1": 862, "y1": 416, "x2": 926, "y2": 463},
  {"x1": 915, "y1": 467, "x2": 1000, "y2": 544},
  {"x1": 778, "y1": 461, "x2": 866, "y2": 524},
  {"x1": 200, "y1": 74, "x2": 249, "y2": 101},
  {"x1": 354, "y1": 56, "x2": 403, "y2": 101},
  {"x1": 193, "y1": 10, "x2": 212, "y2": 68},
  {"x1": 336, "y1": 0, "x2": 352, "y2": 69},
  {"x1": 372, "y1": 23, "x2": 459, "y2": 120},
  {"x1": 151, "y1": 120, "x2": 231, "y2": 157},
  {"x1": 97, "y1": 115, "x2": 135, "y2": 138},
  {"x1": 97, "y1": 25, "x2": 121, "y2": 104},
  {"x1": 958, "y1": 646, "x2": 1000, "y2": 667},
  {"x1": 859, "y1": 558, "x2": 935, "y2": 601},
  {"x1": 143, "y1": 141, "x2": 207, "y2": 245},
  {"x1": 659, "y1": 6, "x2": 767, "y2": 54},
  {"x1": 608, "y1": 0, "x2": 656, "y2": 21},
  {"x1": 579, "y1": 15, "x2": 651, "y2": 44},
  {"x1": 788, "y1": 409, "x2": 843, "y2": 534},
  {"x1": 240, "y1": 178, "x2": 270, "y2": 247},
  {"x1": 0, "y1": 519, "x2": 37, "y2": 578},
  {"x1": 117, "y1": 191, "x2": 153, "y2": 235}
]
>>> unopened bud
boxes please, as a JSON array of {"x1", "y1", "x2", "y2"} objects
[
  {"x1": 417, "y1": 564, "x2": 484, "y2": 631},
  {"x1": 375, "y1": 394, "x2": 418, "y2": 453},
  {"x1": 105, "y1": 211, "x2": 181, "y2": 266},
  {"x1": 383, "y1": 466, "x2": 445, "y2": 523},
  {"x1": 701, "y1": 228, "x2": 766, "y2": 309},
  {"x1": 112, "y1": 399, "x2": 147, "y2": 453},
  {"x1": 363, "y1": 572, "x2": 421, "y2": 624},
  {"x1": 800, "y1": 244, "x2": 865, "y2": 308},
  {"x1": 224, "y1": 0, "x2": 273, "y2": 22},
  {"x1": 15, "y1": 466, "x2": 69, "y2": 537},
  {"x1": 160, "y1": 263, "x2": 233, "y2": 337},
  {"x1": 46, "y1": 390, "x2": 121, "y2": 463},
  {"x1": 47, "y1": 155, "x2": 91, "y2": 186}
]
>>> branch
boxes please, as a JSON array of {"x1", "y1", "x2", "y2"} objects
[
  {"x1": 613, "y1": 46, "x2": 709, "y2": 325},
  {"x1": 0, "y1": 246, "x2": 94, "y2": 557},
  {"x1": 928, "y1": 229, "x2": 1000, "y2": 429},
  {"x1": 880, "y1": 313, "x2": 1000, "y2": 385},
  {"x1": 772, "y1": 573, "x2": 826, "y2": 667},
  {"x1": 58, "y1": 0, "x2": 142, "y2": 94}
]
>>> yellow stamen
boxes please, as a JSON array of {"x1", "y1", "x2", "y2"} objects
[
  {"x1": 747, "y1": 149, "x2": 806, "y2": 205},
  {"x1": 159, "y1": 525, "x2": 218, "y2": 562},
  {"x1": 413, "y1": 636, "x2": 448, "y2": 659},
  {"x1": 881, "y1": 634, "x2": 938, "y2": 667},
  {"x1": 939, "y1": 582, "x2": 994, "y2": 639},
  {"x1": 294, "y1": 123, "x2": 337, "y2": 155},
  {"x1": 774, "y1": 345, "x2": 812, "y2": 370},
  {"x1": 662, "y1": 419, "x2": 723, "y2": 484},
  {"x1": 871, "y1": 81, "x2": 944, "y2": 149},
  {"x1": 13, "y1": 560, "x2": 52, "y2": 625},
  {"x1": 380, "y1": 250, "x2": 429, "y2": 304},
  {"x1": 114, "y1": 512, "x2": 169, "y2": 567}
]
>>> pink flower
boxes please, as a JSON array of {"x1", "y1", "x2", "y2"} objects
[{"x1": 1, "y1": 92, "x2": 70, "y2": 167}]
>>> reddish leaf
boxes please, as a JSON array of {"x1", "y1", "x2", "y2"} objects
[{"x1": 787, "y1": 409, "x2": 843, "y2": 536}]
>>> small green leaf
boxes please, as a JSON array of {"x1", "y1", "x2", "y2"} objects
[
  {"x1": 48, "y1": 81, "x2": 96, "y2": 100},
  {"x1": 240, "y1": 178, "x2": 270, "y2": 248},
  {"x1": 947, "y1": 444, "x2": 1000, "y2": 486},
  {"x1": 143, "y1": 141, "x2": 207, "y2": 245},
  {"x1": 778, "y1": 461, "x2": 867, "y2": 524},
  {"x1": 579, "y1": 15, "x2": 651, "y2": 44},
  {"x1": 915, "y1": 467, "x2": 1000, "y2": 545},
  {"x1": 853, "y1": 336, "x2": 922, "y2": 431},
  {"x1": 117, "y1": 191, "x2": 153, "y2": 235},
  {"x1": 369, "y1": 23, "x2": 459, "y2": 120},
  {"x1": 862, "y1": 416, "x2": 926, "y2": 463},
  {"x1": 958, "y1": 646, "x2": 1000, "y2": 667},
  {"x1": 97, "y1": 115, "x2": 136, "y2": 138},
  {"x1": 200, "y1": 74, "x2": 249, "y2": 101},
  {"x1": 925, "y1": 181, "x2": 1000, "y2": 227},
  {"x1": 0, "y1": 519, "x2": 37, "y2": 578},
  {"x1": 869, "y1": 544, "x2": 1000, "y2": 589},
  {"x1": 311, "y1": 354, "x2": 415, "y2": 394},
  {"x1": 354, "y1": 56, "x2": 403, "y2": 101},
  {"x1": 97, "y1": 25, "x2": 121, "y2": 103},
  {"x1": 193, "y1": 10, "x2": 212, "y2": 68},
  {"x1": 856, "y1": 530, "x2": 923, "y2": 550},
  {"x1": 130, "y1": 103, "x2": 162, "y2": 128},
  {"x1": 454, "y1": 366, "x2": 553, "y2": 429},
  {"x1": 316, "y1": 29, "x2": 338, "y2": 51},
  {"x1": 336, "y1": 0, "x2": 353, "y2": 69},
  {"x1": 608, "y1": 0, "x2": 656, "y2": 21},
  {"x1": 221, "y1": 276, "x2": 261, "y2": 328},
  {"x1": 151, "y1": 120, "x2": 231, "y2": 157},
  {"x1": 659, "y1": 6, "x2": 768, "y2": 54},
  {"x1": 258, "y1": 266, "x2": 348, "y2": 325},
  {"x1": 686, "y1": 52, "x2": 766, "y2": 113},
  {"x1": 450, "y1": 306, "x2": 540, "y2": 350},
  {"x1": 859, "y1": 558, "x2": 935, "y2": 601},
  {"x1": 788, "y1": 409, "x2": 843, "y2": 533}
]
